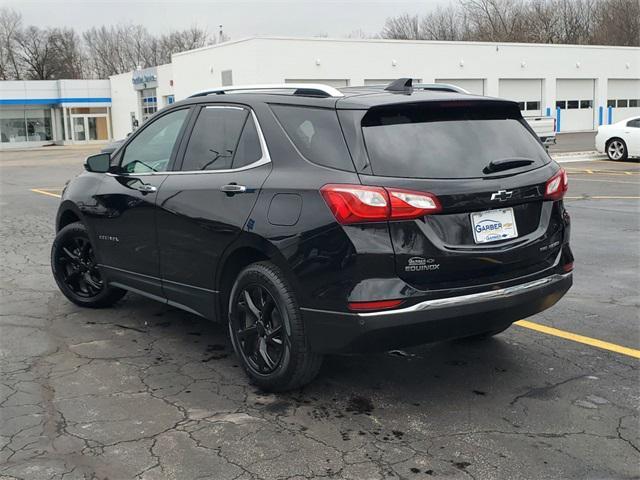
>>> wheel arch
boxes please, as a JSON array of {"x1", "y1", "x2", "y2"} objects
[
  {"x1": 606, "y1": 136, "x2": 627, "y2": 148},
  {"x1": 56, "y1": 201, "x2": 85, "y2": 232},
  {"x1": 215, "y1": 235, "x2": 295, "y2": 320}
]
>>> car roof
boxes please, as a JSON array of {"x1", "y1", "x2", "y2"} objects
[{"x1": 173, "y1": 87, "x2": 513, "y2": 111}]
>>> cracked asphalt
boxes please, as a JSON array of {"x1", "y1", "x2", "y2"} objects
[{"x1": 1, "y1": 146, "x2": 639, "y2": 480}]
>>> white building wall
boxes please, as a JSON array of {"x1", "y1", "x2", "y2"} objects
[
  {"x1": 106, "y1": 36, "x2": 639, "y2": 135},
  {"x1": 156, "y1": 63, "x2": 174, "y2": 108},
  {"x1": 109, "y1": 72, "x2": 139, "y2": 140}
]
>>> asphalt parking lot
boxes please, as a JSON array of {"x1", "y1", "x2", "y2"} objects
[{"x1": 1, "y1": 145, "x2": 638, "y2": 480}]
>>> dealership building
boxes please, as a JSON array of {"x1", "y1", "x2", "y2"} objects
[{"x1": 1, "y1": 36, "x2": 639, "y2": 148}]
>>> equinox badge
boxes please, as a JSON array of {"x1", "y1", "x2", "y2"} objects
[{"x1": 490, "y1": 189, "x2": 513, "y2": 202}]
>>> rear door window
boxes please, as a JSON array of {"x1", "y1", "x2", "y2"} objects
[
  {"x1": 361, "y1": 102, "x2": 550, "y2": 179},
  {"x1": 270, "y1": 105, "x2": 354, "y2": 171},
  {"x1": 233, "y1": 115, "x2": 263, "y2": 168},
  {"x1": 181, "y1": 106, "x2": 248, "y2": 171}
]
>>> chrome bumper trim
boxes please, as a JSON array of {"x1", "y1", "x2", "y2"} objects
[{"x1": 357, "y1": 273, "x2": 572, "y2": 317}]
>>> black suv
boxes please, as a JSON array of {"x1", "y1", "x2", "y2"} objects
[{"x1": 51, "y1": 79, "x2": 573, "y2": 391}]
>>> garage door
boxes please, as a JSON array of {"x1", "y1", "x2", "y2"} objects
[
  {"x1": 499, "y1": 79, "x2": 543, "y2": 117},
  {"x1": 285, "y1": 79, "x2": 349, "y2": 88},
  {"x1": 435, "y1": 79, "x2": 484, "y2": 95},
  {"x1": 607, "y1": 79, "x2": 640, "y2": 123},
  {"x1": 556, "y1": 79, "x2": 595, "y2": 131}
]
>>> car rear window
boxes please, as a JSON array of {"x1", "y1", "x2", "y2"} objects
[
  {"x1": 361, "y1": 102, "x2": 549, "y2": 179},
  {"x1": 270, "y1": 104, "x2": 355, "y2": 171}
]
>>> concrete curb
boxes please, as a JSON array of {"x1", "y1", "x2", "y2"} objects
[{"x1": 551, "y1": 151, "x2": 606, "y2": 163}]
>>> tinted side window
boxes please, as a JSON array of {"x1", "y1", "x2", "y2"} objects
[
  {"x1": 121, "y1": 108, "x2": 189, "y2": 173},
  {"x1": 270, "y1": 105, "x2": 354, "y2": 171},
  {"x1": 233, "y1": 115, "x2": 263, "y2": 168},
  {"x1": 181, "y1": 107, "x2": 248, "y2": 171},
  {"x1": 626, "y1": 119, "x2": 640, "y2": 128}
]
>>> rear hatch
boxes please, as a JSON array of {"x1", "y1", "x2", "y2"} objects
[{"x1": 356, "y1": 100, "x2": 565, "y2": 291}]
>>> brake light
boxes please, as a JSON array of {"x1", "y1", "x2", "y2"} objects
[
  {"x1": 319, "y1": 185, "x2": 389, "y2": 224},
  {"x1": 348, "y1": 299, "x2": 404, "y2": 311},
  {"x1": 387, "y1": 188, "x2": 441, "y2": 219},
  {"x1": 563, "y1": 262, "x2": 574, "y2": 273},
  {"x1": 320, "y1": 184, "x2": 441, "y2": 224},
  {"x1": 544, "y1": 168, "x2": 568, "y2": 200}
]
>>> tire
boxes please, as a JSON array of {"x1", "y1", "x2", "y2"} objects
[
  {"x1": 228, "y1": 261, "x2": 323, "y2": 391},
  {"x1": 51, "y1": 222, "x2": 126, "y2": 308},
  {"x1": 606, "y1": 138, "x2": 628, "y2": 161}
]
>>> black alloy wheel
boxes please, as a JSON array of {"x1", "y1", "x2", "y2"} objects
[
  {"x1": 231, "y1": 284, "x2": 286, "y2": 374},
  {"x1": 54, "y1": 235, "x2": 103, "y2": 298},
  {"x1": 51, "y1": 222, "x2": 126, "y2": 308},
  {"x1": 228, "y1": 262, "x2": 323, "y2": 391}
]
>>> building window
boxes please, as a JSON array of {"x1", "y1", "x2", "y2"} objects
[
  {"x1": 617, "y1": 99, "x2": 628, "y2": 108},
  {"x1": 141, "y1": 88, "x2": 158, "y2": 122},
  {"x1": 580, "y1": 100, "x2": 593, "y2": 109},
  {"x1": 221, "y1": 70, "x2": 233, "y2": 87},
  {"x1": 526, "y1": 101, "x2": 540, "y2": 111},
  {"x1": 567, "y1": 100, "x2": 579, "y2": 109},
  {"x1": 630, "y1": 99, "x2": 639, "y2": 108},
  {"x1": 556, "y1": 101, "x2": 566, "y2": 110},
  {"x1": 0, "y1": 108, "x2": 52, "y2": 143},
  {"x1": 607, "y1": 99, "x2": 616, "y2": 108}
]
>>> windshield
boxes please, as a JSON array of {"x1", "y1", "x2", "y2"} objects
[{"x1": 361, "y1": 102, "x2": 550, "y2": 179}]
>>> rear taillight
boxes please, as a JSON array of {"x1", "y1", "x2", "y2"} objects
[
  {"x1": 319, "y1": 185, "x2": 389, "y2": 224},
  {"x1": 544, "y1": 168, "x2": 568, "y2": 201},
  {"x1": 387, "y1": 188, "x2": 441, "y2": 219},
  {"x1": 320, "y1": 184, "x2": 441, "y2": 225}
]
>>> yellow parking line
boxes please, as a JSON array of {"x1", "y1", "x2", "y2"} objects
[
  {"x1": 515, "y1": 320, "x2": 640, "y2": 359},
  {"x1": 31, "y1": 188, "x2": 62, "y2": 199}
]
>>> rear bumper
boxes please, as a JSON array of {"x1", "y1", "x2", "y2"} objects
[{"x1": 301, "y1": 272, "x2": 572, "y2": 353}]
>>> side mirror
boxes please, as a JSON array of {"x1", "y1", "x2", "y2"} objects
[{"x1": 85, "y1": 153, "x2": 111, "y2": 173}]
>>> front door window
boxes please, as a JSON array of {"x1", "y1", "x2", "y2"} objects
[{"x1": 121, "y1": 108, "x2": 189, "y2": 174}]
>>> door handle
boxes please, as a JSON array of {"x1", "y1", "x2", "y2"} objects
[
  {"x1": 220, "y1": 184, "x2": 247, "y2": 193},
  {"x1": 135, "y1": 183, "x2": 157, "y2": 193}
]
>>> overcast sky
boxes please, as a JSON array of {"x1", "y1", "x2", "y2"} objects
[{"x1": 5, "y1": 0, "x2": 447, "y2": 38}]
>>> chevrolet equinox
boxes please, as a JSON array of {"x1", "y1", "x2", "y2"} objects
[{"x1": 51, "y1": 79, "x2": 573, "y2": 391}]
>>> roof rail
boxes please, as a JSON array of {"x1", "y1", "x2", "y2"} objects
[
  {"x1": 189, "y1": 83, "x2": 344, "y2": 99},
  {"x1": 413, "y1": 83, "x2": 470, "y2": 94}
]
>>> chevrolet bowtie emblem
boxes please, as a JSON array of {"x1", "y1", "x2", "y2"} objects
[{"x1": 491, "y1": 190, "x2": 513, "y2": 201}]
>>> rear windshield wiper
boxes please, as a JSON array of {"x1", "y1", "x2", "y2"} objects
[{"x1": 483, "y1": 158, "x2": 534, "y2": 174}]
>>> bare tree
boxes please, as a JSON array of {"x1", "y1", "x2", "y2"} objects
[
  {"x1": 156, "y1": 26, "x2": 212, "y2": 64},
  {"x1": 15, "y1": 26, "x2": 58, "y2": 80},
  {"x1": 380, "y1": 0, "x2": 639, "y2": 46},
  {"x1": 420, "y1": 6, "x2": 468, "y2": 41},
  {"x1": 49, "y1": 28, "x2": 86, "y2": 79},
  {"x1": 382, "y1": 14, "x2": 424, "y2": 40},
  {"x1": 592, "y1": 0, "x2": 640, "y2": 46},
  {"x1": 0, "y1": 7, "x2": 23, "y2": 80},
  {"x1": 83, "y1": 24, "x2": 214, "y2": 77}
]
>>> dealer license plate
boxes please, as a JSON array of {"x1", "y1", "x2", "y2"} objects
[{"x1": 471, "y1": 208, "x2": 518, "y2": 244}]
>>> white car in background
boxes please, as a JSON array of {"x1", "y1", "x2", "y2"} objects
[{"x1": 595, "y1": 116, "x2": 640, "y2": 160}]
